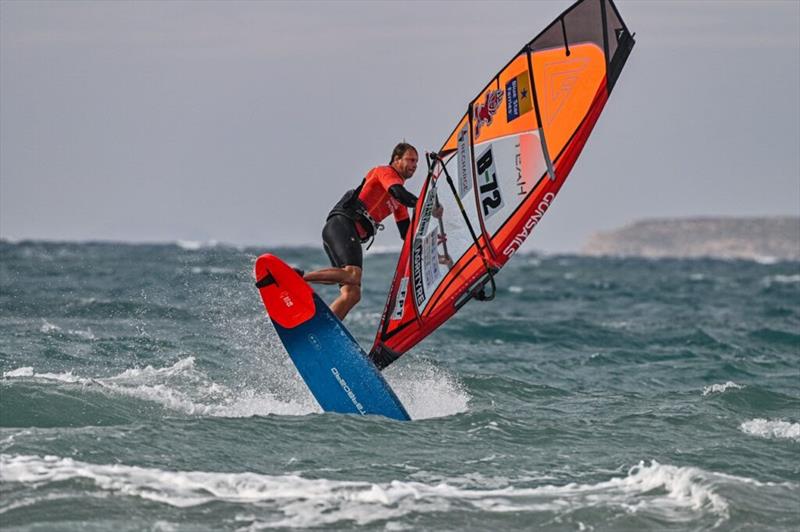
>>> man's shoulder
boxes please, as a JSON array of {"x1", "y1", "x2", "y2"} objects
[
  {"x1": 367, "y1": 165, "x2": 401, "y2": 183},
  {"x1": 366, "y1": 165, "x2": 391, "y2": 176}
]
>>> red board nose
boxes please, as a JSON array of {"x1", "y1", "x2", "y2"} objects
[{"x1": 254, "y1": 254, "x2": 316, "y2": 329}]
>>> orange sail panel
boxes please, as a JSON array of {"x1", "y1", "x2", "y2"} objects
[{"x1": 369, "y1": 0, "x2": 635, "y2": 369}]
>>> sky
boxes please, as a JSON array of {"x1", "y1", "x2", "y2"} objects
[{"x1": 1, "y1": 0, "x2": 798, "y2": 253}]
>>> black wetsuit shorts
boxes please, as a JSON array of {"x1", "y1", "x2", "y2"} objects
[{"x1": 322, "y1": 215, "x2": 363, "y2": 269}]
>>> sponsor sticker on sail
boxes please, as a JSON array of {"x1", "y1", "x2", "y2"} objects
[
  {"x1": 473, "y1": 89, "x2": 503, "y2": 139},
  {"x1": 423, "y1": 227, "x2": 442, "y2": 293},
  {"x1": 505, "y1": 71, "x2": 533, "y2": 122},
  {"x1": 456, "y1": 124, "x2": 473, "y2": 199},
  {"x1": 391, "y1": 277, "x2": 409, "y2": 321}
]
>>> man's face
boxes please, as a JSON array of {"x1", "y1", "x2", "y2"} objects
[{"x1": 394, "y1": 150, "x2": 418, "y2": 180}]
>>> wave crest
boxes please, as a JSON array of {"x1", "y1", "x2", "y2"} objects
[
  {"x1": 740, "y1": 419, "x2": 800, "y2": 442},
  {"x1": 0, "y1": 455, "x2": 740, "y2": 527}
]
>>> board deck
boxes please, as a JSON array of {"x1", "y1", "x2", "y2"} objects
[{"x1": 254, "y1": 253, "x2": 410, "y2": 421}]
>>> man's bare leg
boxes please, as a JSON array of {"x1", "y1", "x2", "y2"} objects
[
  {"x1": 302, "y1": 267, "x2": 359, "y2": 286},
  {"x1": 303, "y1": 266, "x2": 362, "y2": 320}
]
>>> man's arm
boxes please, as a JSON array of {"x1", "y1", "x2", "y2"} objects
[
  {"x1": 388, "y1": 185, "x2": 418, "y2": 208},
  {"x1": 396, "y1": 219, "x2": 410, "y2": 240}
]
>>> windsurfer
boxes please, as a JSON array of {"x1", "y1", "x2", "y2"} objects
[{"x1": 303, "y1": 143, "x2": 441, "y2": 320}]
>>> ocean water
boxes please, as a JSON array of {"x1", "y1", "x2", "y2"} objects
[{"x1": 1, "y1": 240, "x2": 798, "y2": 531}]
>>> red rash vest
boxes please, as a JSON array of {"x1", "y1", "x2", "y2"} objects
[{"x1": 355, "y1": 166, "x2": 410, "y2": 238}]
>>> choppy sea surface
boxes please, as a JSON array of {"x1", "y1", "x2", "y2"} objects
[{"x1": 1, "y1": 240, "x2": 798, "y2": 531}]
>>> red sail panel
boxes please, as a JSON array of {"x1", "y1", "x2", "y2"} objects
[{"x1": 369, "y1": 0, "x2": 634, "y2": 369}]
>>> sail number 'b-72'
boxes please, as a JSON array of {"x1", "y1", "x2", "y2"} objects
[{"x1": 476, "y1": 147, "x2": 504, "y2": 219}]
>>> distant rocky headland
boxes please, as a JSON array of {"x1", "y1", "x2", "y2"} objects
[{"x1": 582, "y1": 217, "x2": 800, "y2": 261}]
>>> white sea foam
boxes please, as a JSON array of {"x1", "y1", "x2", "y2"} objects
[
  {"x1": 108, "y1": 356, "x2": 198, "y2": 380},
  {"x1": 39, "y1": 320, "x2": 61, "y2": 333},
  {"x1": 702, "y1": 381, "x2": 743, "y2": 396},
  {"x1": 761, "y1": 273, "x2": 800, "y2": 287},
  {"x1": 2, "y1": 355, "x2": 467, "y2": 421},
  {"x1": 2, "y1": 366, "x2": 91, "y2": 384},
  {"x1": 175, "y1": 240, "x2": 214, "y2": 251},
  {"x1": 176, "y1": 240, "x2": 223, "y2": 251},
  {"x1": 189, "y1": 266, "x2": 236, "y2": 275},
  {"x1": 0, "y1": 455, "x2": 742, "y2": 527},
  {"x1": 0, "y1": 430, "x2": 33, "y2": 449},
  {"x1": 740, "y1": 419, "x2": 800, "y2": 442},
  {"x1": 771, "y1": 274, "x2": 800, "y2": 283},
  {"x1": 205, "y1": 390, "x2": 317, "y2": 418},
  {"x1": 39, "y1": 319, "x2": 96, "y2": 339},
  {"x1": 1, "y1": 357, "x2": 319, "y2": 418},
  {"x1": 102, "y1": 358, "x2": 318, "y2": 417},
  {"x1": 176, "y1": 240, "x2": 203, "y2": 250},
  {"x1": 753, "y1": 256, "x2": 779, "y2": 265},
  {"x1": 71, "y1": 328, "x2": 96, "y2": 340},
  {"x1": 467, "y1": 421, "x2": 501, "y2": 434},
  {"x1": 3, "y1": 359, "x2": 202, "y2": 387},
  {"x1": 344, "y1": 309, "x2": 384, "y2": 328},
  {"x1": 3, "y1": 367, "x2": 35, "y2": 378},
  {"x1": 385, "y1": 360, "x2": 470, "y2": 419}
]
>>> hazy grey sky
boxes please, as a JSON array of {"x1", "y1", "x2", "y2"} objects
[{"x1": 2, "y1": 0, "x2": 798, "y2": 253}]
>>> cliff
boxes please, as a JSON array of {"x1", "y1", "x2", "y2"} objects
[{"x1": 582, "y1": 217, "x2": 800, "y2": 260}]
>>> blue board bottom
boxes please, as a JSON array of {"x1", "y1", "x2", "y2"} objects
[{"x1": 272, "y1": 295, "x2": 410, "y2": 421}]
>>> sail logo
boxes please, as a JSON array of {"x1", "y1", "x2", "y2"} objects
[
  {"x1": 331, "y1": 367, "x2": 366, "y2": 415},
  {"x1": 505, "y1": 72, "x2": 533, "y2": 122},
  {"x1": 391, "y1": 277, "x2": 409, "y2": 321},
  {"x1": 415, "y1": 183, "x2": 438, "y2": 238},
  {"x1": 412, "y1": 240, "x2": 426, "y2": 307},
  {"x1": 515, "y1": 145, "x2": 526, "y2": 196},
  {"x1": 514, "y1": 133, "x2": 541, "y2": 197},
  {"x1": 423, "y1": 228, "x2": 442, "y2": 290},
  {"x1": 474, "y1": 89, "x2": 503, "y2": 139},
  {"x1": 456, "y1": 124, "x2": 473, "y2": 199},
  {"x1": 542, "y1": 57, "x2": 589, "y2": 126},
  {"x1": 502, "y1": 192, "x2": 555, "y2": 257}
]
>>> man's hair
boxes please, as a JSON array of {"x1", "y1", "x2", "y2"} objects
[{"x1": 389, "y1": 142, "x2": 417, "y2": 164}]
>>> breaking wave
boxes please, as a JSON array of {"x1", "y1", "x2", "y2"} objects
[
  {"x1": 740, "y1": 419, "x2": 800, "y2": 442},
  {"x1": 0, "y1": 455, "x2": 745, "y2": 527}
]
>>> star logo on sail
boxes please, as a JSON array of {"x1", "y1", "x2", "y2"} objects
[
  {"x1": 473, "y1": 89, "x2": 503, "y2": 139},
  {"x1": 505, "y1": 71, "x2": 533, "y2": 122}
]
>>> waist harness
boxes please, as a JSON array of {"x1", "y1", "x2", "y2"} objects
[{"x1": 327, "y1": 178, "x2": 384, "y2": 247}]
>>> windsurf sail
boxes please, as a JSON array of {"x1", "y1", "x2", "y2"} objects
[{"x1": 369, "y1": 0, "x2": 635, "y2": 369}]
